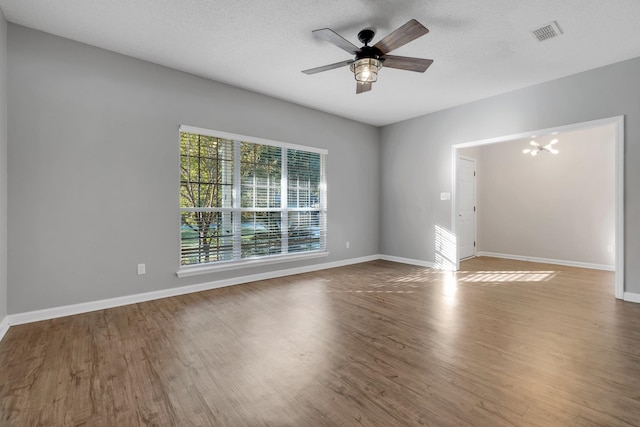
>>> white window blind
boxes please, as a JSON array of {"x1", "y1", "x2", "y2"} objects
[{"x1": 179, "y1": 126, "x2": 327, "y2": 268}]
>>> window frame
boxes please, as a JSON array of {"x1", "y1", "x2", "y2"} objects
[{"x1": 177, "y1": 125, "x2": 328, "y2": 278}]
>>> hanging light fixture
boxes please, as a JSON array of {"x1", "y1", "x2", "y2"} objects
[
  {"x1": 350, "y1": 57, "x2": 382, "y2": 83},
  {"x1": 523, "y1": 138, "x2": 559, "y2": 156}
]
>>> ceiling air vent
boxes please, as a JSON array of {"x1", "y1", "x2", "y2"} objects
[{"x1": 531, "y1": 21, "x2": 562, "y2": 42}]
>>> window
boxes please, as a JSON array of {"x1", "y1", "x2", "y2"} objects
[{"x1": 179, "y1": 126, "x2": 327, "y2": 273}]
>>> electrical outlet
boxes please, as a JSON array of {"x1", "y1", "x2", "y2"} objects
[
  {"x1": 346, "y1": 241, "x2": 350, "y2": 249},
  {"x1": 137, "y1": 263, "x2": 146, "y2": 275}
]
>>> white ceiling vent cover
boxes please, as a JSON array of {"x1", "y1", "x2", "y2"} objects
[{"x1": 532, "y1": 21, "x2": 563, "y2": 42}]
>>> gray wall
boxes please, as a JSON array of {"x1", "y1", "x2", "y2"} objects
[
  {"x1": 0, "y1": 11, "x2": 6, "y2": 321},
  {"x1": 380, "y1": 57, "x2": 640, "y2": 294},
  {"x1": 7, "y1": 25, "x2": 380, "y2": 313},
  {"x1": 466, "y1": 125, "x2": 615, "y2": 266}
]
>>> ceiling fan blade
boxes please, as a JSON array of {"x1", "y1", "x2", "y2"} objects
[
  {"x1": 373, "y1": 19, "x2": 429, "y2": 55},
  {"x1": 312, "y1": 28, "x2": 361, "y2": 55},
  {"x1": 302, "y1": 60, "x2": 354, "y2": 75},
  {"x1": 356, "y1": 82, "x2": 372, "y2": 94},
  {"x1": 382, "y1": 55, "x2": 433, "y2": 72}
]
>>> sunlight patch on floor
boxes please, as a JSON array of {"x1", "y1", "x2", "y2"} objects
[
  {"x1": 392, "y1": 271, "x2": 438, "y2": 283},
  {"x1": 312, "y1": 289, "x2": 415, "y2": 294},
  {"x1": 458, "y1": 270, "x2": 557, "y2": 282},
  {"x1": 444, "y1": 272, "x2": 457, "y2": 293}
]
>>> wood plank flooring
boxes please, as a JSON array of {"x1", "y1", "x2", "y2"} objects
[{"x1": 1, "y1": 257, "x2": 640, "y2": 426}]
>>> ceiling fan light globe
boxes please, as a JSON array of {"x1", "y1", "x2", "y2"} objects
[{"x1": 352, "y1": 58, "x2": 381, "y2": 83}]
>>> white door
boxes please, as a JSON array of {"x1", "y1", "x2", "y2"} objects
[{"x1": 457, "y1": 157, "x2": 476, "y2": 260}]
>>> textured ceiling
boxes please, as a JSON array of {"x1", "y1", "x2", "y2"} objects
[{"x1": 1, "y1": 0, "x2": 639, "y2": 126}]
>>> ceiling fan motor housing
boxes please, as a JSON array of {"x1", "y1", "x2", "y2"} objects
[
  {"x1": 356, "y1": 30, "x2": 383, "y2": 62},
  {"x1": 356, "y1": 45, "x2": 383, "y2": 61}
]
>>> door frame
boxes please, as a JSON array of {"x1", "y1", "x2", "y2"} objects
[
  {"x1": 456, "y1": 155, "x2": 477, "y2": 261},
  {"x1": 450, "y1": 115, "x2": 624, "y2": 300}
]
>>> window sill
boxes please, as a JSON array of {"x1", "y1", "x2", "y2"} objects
[{"x1": 176, "y1": 251, "x2": 330, "y2": 278}]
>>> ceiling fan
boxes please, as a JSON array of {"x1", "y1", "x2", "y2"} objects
[{"x1": 302, "y1": 19, "x2": 433, "y2": 94}]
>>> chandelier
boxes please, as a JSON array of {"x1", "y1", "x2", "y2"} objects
[{"x1": 523, "y1": 138, "x2": 559, "y2": 156}]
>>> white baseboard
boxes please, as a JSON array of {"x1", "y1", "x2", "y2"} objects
[
  {"x1": 8, "y1": 254, "x2": 381, "y2": 327},
  {"x1": 476, "y1": 251, "x2": 615, "y2": 271},
  {"x1": 379, "y1": 254, "x2": 435, "y2": 269},
  {"x1": 0, "y1": 316, "x2": 9, "y2": 342},
  {"x1": 624, "y1": 292, "x2": 640, "y2": 303}
]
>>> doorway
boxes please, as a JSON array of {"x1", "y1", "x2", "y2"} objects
[{"x1": 451, "y1": 116, "x2": 624, "y2": 299}]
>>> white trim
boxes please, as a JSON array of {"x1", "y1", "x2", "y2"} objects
[
  {"x1": 177, "y1": 251, "x2": 329, "y2": 277},
  {"x1": 8, "y1": 254, "x2": 380, "y2": 326},
  {"x1": 451, "y1": 146, "x2": 460, "y2": 270},
  {"x1": 613, "y1": 116, "x2": 624, "y2": 299},
  {"x1": 379, "y1": 254, "x2": 436, "y2": 268},
  {"x1": 476, "y1": 251, "x2": 615, "y2": 271},
  {"x1": 0, "y1": 316, "x2": 9, "y2": 342},
  {"x1": 623, "y1": 292, "x2": 640, "y2": 303},
  {"x1": 179, "y1": 125, "x2": 328, "y2": 155},
  {"x1": 454, "y1": 116, "x2": 622, "y2": 149},
  {"x1": 452, "y1": 115, "x2": 624, "y2": 299}
]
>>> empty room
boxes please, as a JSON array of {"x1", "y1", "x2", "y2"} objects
[{"x1": 1, "y1": 1, "x2": 640, "y2": 426}]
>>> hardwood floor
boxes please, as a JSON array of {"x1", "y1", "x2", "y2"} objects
[{"x1": 1, "y1": 257, "x2": 640, "y2": 426}]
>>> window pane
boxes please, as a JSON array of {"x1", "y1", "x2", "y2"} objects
[
  {"x1": 241, "y1": 212, "x2": 282, "y2": 258},
  {"x1": 288, "y1": 150, "x2": 320, "y2": 208},
  {"x1": 181, "y1": 211, "x2": 234, "y2": 265},
  {"x1": 241, "y1": 143, "x2": 281, "y2": 208},
  {"x1": 180, "y1": 133, "x2": 233, "y2": 208},
  {"x1": 288, "y1": 211, "x2": 321, "y2": 253}
]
